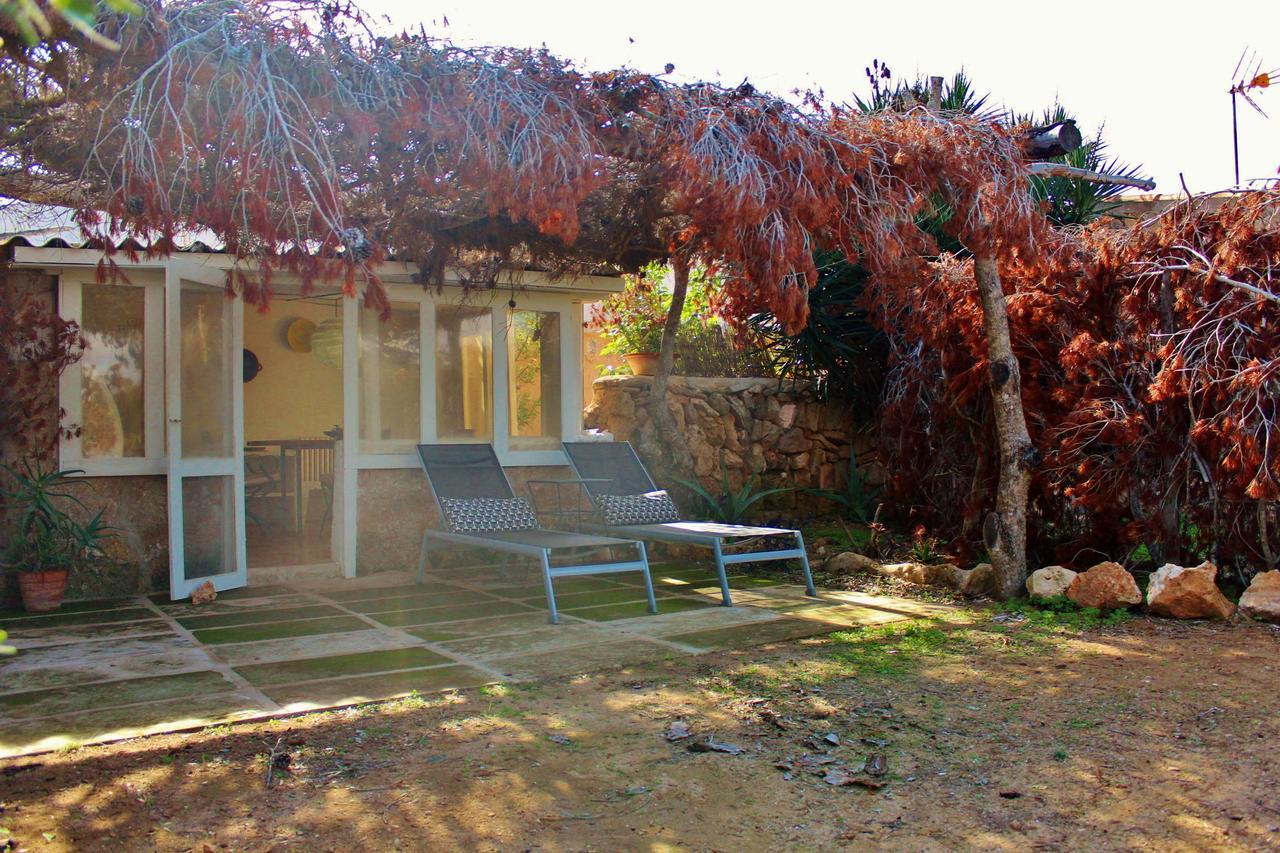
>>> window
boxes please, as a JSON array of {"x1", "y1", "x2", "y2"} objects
[
  {"x1": 60, "y1": 277, "x2": 164, "y2": 473},
  {"x1": 358, "y1": 302, "x2": 420, "y2": 453},
  {"x1": 435, "y1": 306, "x2": 492, "y2": 441},
  {"x1": 508, "y1": 310, "x2": 562, "y2": 451},
  {"x1": 79, "y1": 284, "x2": 147, "y2": 458}
]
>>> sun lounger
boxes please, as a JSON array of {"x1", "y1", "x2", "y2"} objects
[
  {"x1": 417, "y1": 444, "x2": 655, "y2": 624},
  {"x1": 562, "y1": 441, "x2": 816, "y2": 606}
]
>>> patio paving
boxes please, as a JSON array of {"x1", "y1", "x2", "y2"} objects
[{"x1": 0, "y1": 562, "x2": 955, "y2": 757}]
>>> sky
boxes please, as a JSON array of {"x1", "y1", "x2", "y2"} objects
[{"x1": 362, "y1": 0, "x2": 1278, "y2": 195}]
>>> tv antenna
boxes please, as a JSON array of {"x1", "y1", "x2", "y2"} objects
[{"x1": 1228, "y1": 49, "x2": 1275, "y2": 186}]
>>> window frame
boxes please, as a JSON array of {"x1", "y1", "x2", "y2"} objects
[
  {"x1": 350, "y1": 285, "x2": 583, "y2": 469},
  {"x1": 58, "y1": 271, "x2": 167, "y2": 476}
]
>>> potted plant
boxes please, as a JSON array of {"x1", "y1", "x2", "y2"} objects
[
  {"x1": 594, "y1": 273, "x2": 670, "y2": 376},
  {"x1": 1, "y1": 460, "x2": 114, "y2": 612}
]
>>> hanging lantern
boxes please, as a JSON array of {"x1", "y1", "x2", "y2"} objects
[{"x1": 311, "y1": 318, "x2": 343, "y2": 369}]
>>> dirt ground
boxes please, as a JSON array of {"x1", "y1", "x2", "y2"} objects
[{"x1": 2, "y1": 603, "x2": 1278, "y2": 852}]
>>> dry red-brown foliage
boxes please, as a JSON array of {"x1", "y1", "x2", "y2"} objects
[
  {"x1": 0, "y1": 0, "x2": 1046, "y2": 327},
  {"x1": 872, "y1": 190, "x2": 1280, "y2": 582}
]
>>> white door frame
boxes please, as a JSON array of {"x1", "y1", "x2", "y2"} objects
[{"x1": 165, "y1": 259, "x2": 248, "y2": 599}]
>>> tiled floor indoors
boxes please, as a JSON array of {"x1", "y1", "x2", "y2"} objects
[{"x1": 0, "y1": 561, "x2": 954, "y2": 757}]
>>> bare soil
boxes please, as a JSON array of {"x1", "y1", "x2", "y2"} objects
[{"x1": 2, "y1": 606, "x2": 1278, "y2": 851}]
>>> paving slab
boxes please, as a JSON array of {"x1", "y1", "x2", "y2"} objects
[
  {"x1": 321, "y1": 582, "x2": 469, "y2": 603},
  {"x1": 0, "y1": 689, "x2": 276, "y2": 757},
  {"x1": 175, "y1": 603, "x2": 349, "y2": 630},
  {"x1": 662, "y1": 617, "x2": 844, "y2": 651},
  {"x1": 191, "y1": 615, "x2": 369, "y2": 645},
  {"x1": 365, "y1": 600, "x2": 540, "y2": 628},
  {"x1": 0, "y1": 597, "x2": 139, "y2": 620},
  {"x1": 0, "y1": 670, "x2": 234, "y2": 719},
  {"x1": 486, "y1": 638, "x2": 678, "y2": 679},
  {"x1": 234, "y1": 647, "x2": 453, "y2": 686},
  {"x1": 0, "y1": 635, "x2": 213, "y2": 694},
  {"x1": 0, "y1": 606, "x2": 157, "y2": 630},
  {"x1": 511, "y1": 586, "x2": 676, "y2": 609},
  {"x1": 344, "y1": 589, "x2": 500, "y2": 613},
  {"x1": 561, "y1": 596, "x2": 715, "y2": 622},
  {"x1": 263, "y1": 664, "x2": 493, "y2": 708},
  {"x1": 403, "y1": 612, "x2": 558, "y2": 642},
  {"x1": 157, "y1": 593, "x2": 314, "y2": 618},
  {"x1": 436, "y1": 623, "x2": 616, "y2": 660},
  {"x1": 616, "y1": 602, "x2": 782, "y2": 638},
  {"x1": 205, "y1": 629, "x2": 405, "y2": 667},
  {"x1": 1, "y1": 620, "x2": 175, "y2": 649}
]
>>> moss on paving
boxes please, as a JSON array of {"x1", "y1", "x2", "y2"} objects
[
  {"x1": 322, "y1": 583, "x2": 468, "y2": 604},
  {"x1": 366, "y1": 600, "x2": 539, "y2": 628},
  {"x1": 562, "y1": 596, "x2": 715, "y2": 622},
  {"x1": 515, "y1": 586, "x2": 675, "y2": 609},
  {"x1": 0, "y1": 607, "x2": 158, "y2": 629},
  {"x1": 191, "y1": 615, "x2": 369, "y2": 645},
  {"x1": 233, "y1": 647, "x2": 453, "y2": 686},
  {"x1": 175, "y1": 604, "x2": 346, "y2": 630},
  {"x1": 403, "y1": 613, "x2": 555, "y2": 642},
  {"x1": 0, "y1": 670, "x2": 234, "y2": 719},
  {"x1": 346, "y1": 589, "x2": 499, "y2": 614},
  {"x1": 0, "y1": 597, "x2": 139, "y2": 621},
  {"x1": 262, "y1": 664, "x2": 492, "y2": 707}
]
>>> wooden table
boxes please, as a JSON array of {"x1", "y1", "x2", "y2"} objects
[{"x1": 245, "y1": 439, "x2": 335, "y2": 531}]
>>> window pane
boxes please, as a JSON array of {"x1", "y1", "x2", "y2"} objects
[
  {"x1": 435, "y1": 306, "x2": 492, "y2": 441},
  {"x1": 180, "y1": 282, "x2": 234, "y2": 457},
  {"x1": 80, "y1": 285, "x2": 147, "y2": 458},
  {"x1": 182, "y1": 475, "x2": 237, "y2": 579},
  {"x1": 359, "y1": 302, "x2": 420, "y2": 453},
  {"x1": 508, "y1": 310, "x2": 562, "y2": 451}
]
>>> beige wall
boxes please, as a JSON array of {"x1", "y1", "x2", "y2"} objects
[{"x1": 243, "y1": 299, "x2": 344, "y2": 442}]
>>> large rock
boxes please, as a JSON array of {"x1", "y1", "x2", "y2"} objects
[
  {"x1": 1146, "y1": 561, "x2": 1236, "y2": 620},
  {"x1": 957, "y1": 562, "x2": 998, "y2": 598},
  {"x1": 880, "y1": 562, "x2": 963, "y2": 589},
  {"x1": 1239, "y1": 571, "x2": 1280, "y2": 623},
  {"x1": 1027, "y1": 565, "x2": 1077, "y2": 599},
  {"x1": 824, "y1": 551, "x2": 880, "y2": 575},
  {"x1": 1066, "y1": 561, "x2": 1142, "y2": 610}
]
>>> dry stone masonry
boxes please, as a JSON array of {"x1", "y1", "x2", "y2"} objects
[{"x1": 586, "y1": 375, "x2": 865, "y2": 511}]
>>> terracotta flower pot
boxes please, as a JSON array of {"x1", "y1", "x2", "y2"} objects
[
  {"x1": 17, "y1": 569, "x2": 69, "y2": 613},
  {"x1": 624, "y1": 352, "x2": 661, "y2": 376}
]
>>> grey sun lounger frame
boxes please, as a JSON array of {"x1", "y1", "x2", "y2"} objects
[
  {"x1": 562, "y1": 441, "x2": 817, "y2": 606},
  {"x1": 416, "y1": 444, "x2": 655, "y2": 624}
]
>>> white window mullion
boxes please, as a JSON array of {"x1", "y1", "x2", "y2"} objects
[
  {"x1": 420, "y1": 299, "x2": 437, "y2": 443},
  {"x1": 563, "y1": 302, "x2": 584, "y2": 441},
  {"x1": 144, "y1": 283, "x2": 165, "y2": 459},
  {"x1": 491, "y1": 307, "x2": 510, "y2": 459}
]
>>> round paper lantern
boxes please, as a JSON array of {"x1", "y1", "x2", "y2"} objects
[{"x1": 311, "y1": 318, "x2": 343, "y2": 369}]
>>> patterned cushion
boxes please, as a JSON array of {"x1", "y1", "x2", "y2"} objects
[
  {"x1": 597, "y1": 490, "x2": 681, "y2": 526},
  {"x1": 440, "y1": 496, "x2": 540, "y2": 532}
]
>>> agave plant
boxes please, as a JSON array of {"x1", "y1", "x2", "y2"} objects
[
  {"x1": 804, "y1": 452, "x2": 882, "y2": 524},
  {"x1": 676, "y1": 457, "x2": 791, "y2": 525},
  {"x1": 0, "y1": 459, "x2": 114, "y2": 575}
]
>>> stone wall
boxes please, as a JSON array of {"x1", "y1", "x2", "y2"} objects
[{"x1": 585, "y1": 375, "x2": 866, "y2": 514}]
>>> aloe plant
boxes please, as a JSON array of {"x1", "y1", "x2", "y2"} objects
[{"x1": 676, "y1": 457, "x2": 791, "y2": 525}]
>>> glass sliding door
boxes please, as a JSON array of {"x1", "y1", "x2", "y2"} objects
[{"x1": 165, "y1": 260, "x2": 247, "y2": 599}]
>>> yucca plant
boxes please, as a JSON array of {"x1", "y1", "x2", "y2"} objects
[{"x1": 676, "y1": 457, "x2": 791, "y2": 525}]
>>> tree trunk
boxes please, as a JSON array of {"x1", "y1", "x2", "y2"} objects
[
  {"x1": 973, "y1": 255, "x2": 1034, "y2": 599},
  {"x1": 1018, "y1": 119, "x2": 1082, "y2": 160},
  {"x1": 649, "y1": 258, "x2": 694, "y2": 473}
]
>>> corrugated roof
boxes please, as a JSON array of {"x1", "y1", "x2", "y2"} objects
[{"x1": 0, "y1": 200, "x2": 227, "y2": 254}]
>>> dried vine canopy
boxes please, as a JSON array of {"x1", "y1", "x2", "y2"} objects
[{"x1": 0, "y1": 0, "x2": 1046, "y2": 324}]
